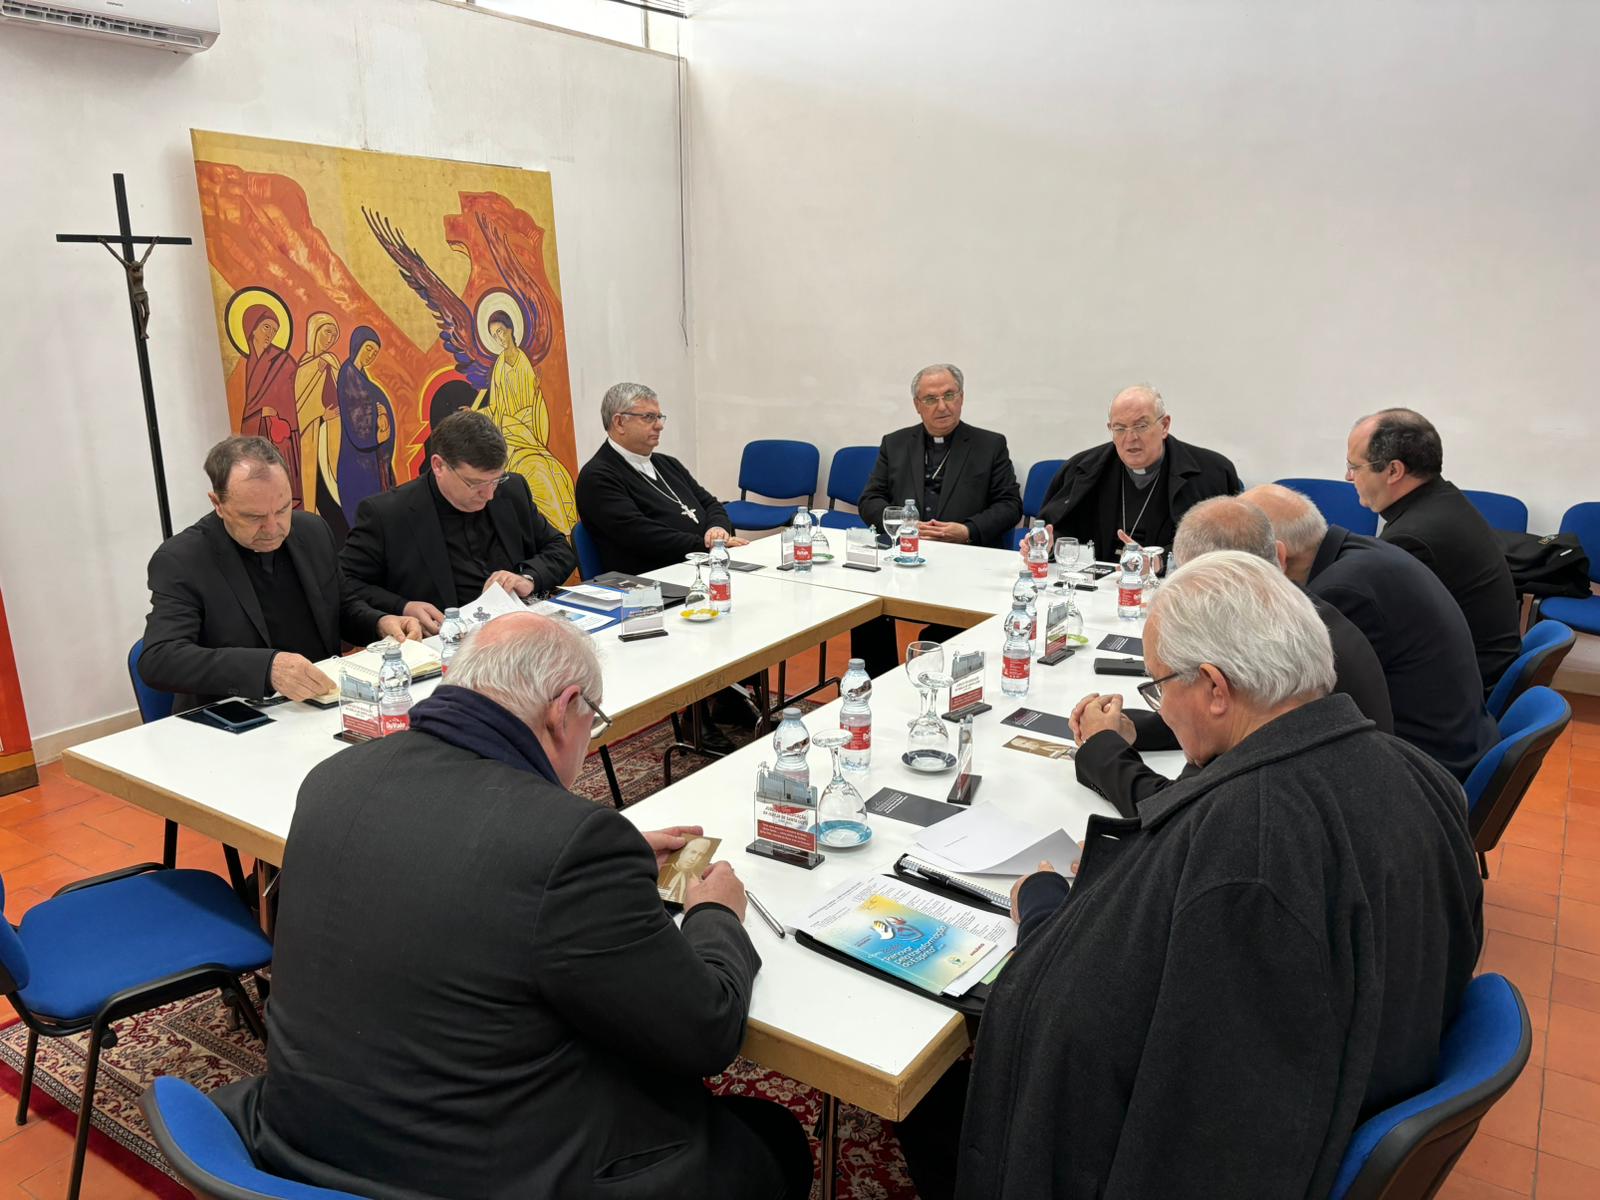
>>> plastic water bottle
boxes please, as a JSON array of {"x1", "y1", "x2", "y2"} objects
[
  {"x1": 839, "y1": 657, "x2": 872, "y2": 773},
  {"x1": 377, "y1": 641, "x2": 413, "y2": 736},
  {"x1": 438, "y1": 607, "x2": 466, "y2": 676},
  {"x1": 791, "y1": 509, "x2": 814, "y2": 573},
  {"x1": 1025, "y1": 519, "x2": 1051, "y2": 583},
  {"x1": 1013, "y1": 569, "x2": 1038, "y2": 641},
  {"x1": 899, "y1": 497, "x2": 920, "y2": 557},
  {"x1": 708, "y1": 539, "x2": 732, "y2": 614},
  {"x1": 1001, "y1": 606, "x2": 1032, "y2": 697},
  {"x1": 772, "y1": 706, "x2": 811, "y2": 786},
  {"x1": 1118, "y1": 543, "x2": 1146, "y2": 620}
]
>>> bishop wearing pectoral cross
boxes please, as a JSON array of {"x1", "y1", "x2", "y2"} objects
[{"x1": 575, "y1": 382, "x2": 750, "y2": 575}]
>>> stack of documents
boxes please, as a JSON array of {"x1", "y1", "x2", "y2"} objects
[{"x1": 909, "y1": 804, "x2": 1083, "y2": 880}]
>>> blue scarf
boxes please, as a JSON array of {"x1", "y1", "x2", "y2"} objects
[{"x1": 408, "y1": 685, "x2": 559, "y2": 786}]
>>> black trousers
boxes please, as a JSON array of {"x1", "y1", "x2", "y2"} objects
[
  {"x1": 850, "y1": 616, "x2": 966, "y2": 678},
  {"x1": 893, "y1": 1060, "x2": 971, "y2": 1200},
  {"x1": 708, "y1": 1094, "x2": 816, "y2": 1198}
]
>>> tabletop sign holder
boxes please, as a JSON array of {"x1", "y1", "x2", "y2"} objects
[
  {"x1": 775, "y1": 527, "x2": 797, "y2": 571},
  {"x1": 747, "y1": 762, "x2": 825, "y2": 869},
  {"x1": 618, "y1": 583, "x2": 668, "y2": 642},
  {"x1": 946, "y1": 718, "x2": 981, "y2": 806},
  {"x1": 942, "y1": 649, "x2": 992, "y2": 721},
  {"x1": 1038, "y1": 601, "x2": 1078, "y2": 666},
  {"x1": 843, "y1": 526, "x2": 881, "y2": 572},
  {"x1": 336, "y1": 659, "x2": 382, "y2": 744}
]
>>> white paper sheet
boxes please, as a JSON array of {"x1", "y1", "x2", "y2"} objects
[{"x1": 913, "y1": 804, "x2": 1072, "y2": 872}]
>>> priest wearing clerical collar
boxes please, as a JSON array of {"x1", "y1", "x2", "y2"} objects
[
  {"x1": 574, "y1": 382, "x2": 748, "y2": 576},
  {"x1": 856, "y1": 363, "x2": 1022, "y2": 548},
  {"x1": 1036, "y1": 384, "x2": 1241, "y2": 557}
]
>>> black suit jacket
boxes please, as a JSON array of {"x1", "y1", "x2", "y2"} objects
[
  {"x1": 1379, "y1": 476, "x2": 1521, "y2": 693},
  {"x1": 339, "y1": 473, "x2": 577, "y2": 611},
  {"x1": 1309, "y1": 526, "x2": 1498, "y2": 780},
  {"x1": 216, "y1": 721, "x2": 759, "y2": 1199},
  {"x1": 138, "y1": 511, "x2": 384, "y2": 712},
  {"x1": 1036, "y1": 435, "x2": 1241, "y2": 547},
  {"x1": 857, "y1": 422, "x2": 1022, "y2": 548},
  {"x1": 1077, "y1": 591, "x2": 1396, "y2": 816},
  {"x1": 574, "y1": 442, "x2": 732, "y2": 575}
]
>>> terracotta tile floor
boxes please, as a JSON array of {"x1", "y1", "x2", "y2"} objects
[{"x1": 2, "y1": 665, "x2": 1597, "y2": 1197}]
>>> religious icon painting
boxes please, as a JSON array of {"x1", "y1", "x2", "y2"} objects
[{"x1": 190, "y1": 130, "x2": 580, "y2": 543}]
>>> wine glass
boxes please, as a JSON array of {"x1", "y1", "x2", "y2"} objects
[
  {"x1": 904, "y1": 671, "x2": 955, "y2": 772},
  {"x1": 808, "y1": 507, "x2": 832, "y2": 558},
  {"x1": 882, "y1": 504, "x2": 906, "y2": 549},
  {"x1": 1053, "y1": 537, "x2": 1079, "y2": 587},
  {"x1": 813, "y1": 730, "x2": 870, "y2": 847},
  {"x1": 681, "y1": 552, "x2": 714, "y2": 620}
]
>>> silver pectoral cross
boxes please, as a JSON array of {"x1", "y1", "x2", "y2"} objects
[{"x1": 682, "y1": 504, "x2": 697, "y2": 522}]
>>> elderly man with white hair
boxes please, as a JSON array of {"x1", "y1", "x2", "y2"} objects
[
  {"x1": 575, "y1": 382, "x2": 749, "y2": 575},
  {"x1": 1070, "y1": 495, "x2": 1393, "y2": 816},
  {"x1": 1245, "y1": 482, "x2": 1498, "y2": 781},
  {"x1": 216, "y1": 612, "x2": 813, "y2": 1200},
  {"x1": 1035, "y1": 384, "x2": 1241, "y2": 556},
  {"x1": 904, "y1": 553, "x2": 1482, "y2": 1200}
]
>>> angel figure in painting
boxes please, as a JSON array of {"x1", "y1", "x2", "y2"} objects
[{"x1": 365, "y1": 207, "x2": 579, "y2": 531}]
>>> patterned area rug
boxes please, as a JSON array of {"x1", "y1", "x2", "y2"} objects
[{"x1": 0, "y1": 709, "x2": 918, "y2": 1199}]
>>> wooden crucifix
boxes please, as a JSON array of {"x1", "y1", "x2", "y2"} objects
[{"x1": 57, "y1": 173, "x2": 192, "y2": 541}]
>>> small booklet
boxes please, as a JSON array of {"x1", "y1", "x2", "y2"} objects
[
  {"x1": 555, "y1": 583, "x2": 629, "y2": 610},
  {"x1": 797, "y1": 877, "x2": 1015, "y2": 997},
  {"x1": 1097, "y1": 633, "x2": 1143, "y2": 655},
  {"x1": 1000, "y1": 707, "x2": 1075, "y2": 740},
  {"x1": 865, "y1": 787, "x2": 963, "y2": 827}
]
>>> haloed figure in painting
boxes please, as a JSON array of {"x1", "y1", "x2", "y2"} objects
[
  {"x1": 474, "y1": 307, "x2": 577, "y2": 528},
  {"x1": 240, "y1": 305, "x2": 303, "y2": 504},
  {"x1": 294, "y1": 312, "x2": 346, "y2": 539},
  {"x1": 337, "y1": 326, "x2": 398, "y2": 526}
]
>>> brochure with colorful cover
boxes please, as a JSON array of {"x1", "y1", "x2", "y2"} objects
[{"x1": 804, "y1": 888, "x2": 999, "y2": 995}]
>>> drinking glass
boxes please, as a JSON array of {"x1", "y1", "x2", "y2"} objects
[
  {"x1": 813, "y1": 730, "x2": 871, "y2": 847},
  {"x1": 904, "y1": 671, "x2": 955, "y2": 772},
  {"x1": 905, "y1": 640, "x2": 945, "y2": 730},
  {"x1": 808, "y1": 507, "x2": 832, "y2": 558},
  {"x1": 882, "y1": 504, "x2": 906, "y2": 547},
  {"x1": 682, "y1": 552, "x2": 714, "y2": 619},
  {"x1": 1053, "y1": 537, "x2": 1080, "y2": 586}
]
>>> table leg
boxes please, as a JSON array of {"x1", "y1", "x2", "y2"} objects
[
  {"x1": 816, "y1": 1091, "x2": 838, "y2": 1200},
  {"x1": 256, "y1": 860, "x2": 278, "y2": 939}
]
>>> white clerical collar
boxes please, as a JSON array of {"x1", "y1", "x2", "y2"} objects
[{"x1": 609, "y1": 437, "x2": 658, "y2": 479}]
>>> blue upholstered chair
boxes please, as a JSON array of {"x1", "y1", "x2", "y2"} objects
[
  {"x1": 1537, "y1": 502, "x2": 1600, "y2": 636},
  {"x1": 1463, "y1": 490, "x2": 1529, "y2": 534},
  {"x1": 1021, "y1": 459, "x2": 1065, "y2": 522},
  {"x1": 570, "y1": 521, "x2": 603, "y2": 580},
  {"x1": 1273, "y1": 478, "x2": 1378, "y2": 536},
  {"x1": 1, "y1": 867, "x2": 271, "y2": 1200},
  {"x1": 1329, "y1": 973, "x2": 1530, "y2": 1200},
  {"x1": 1464, "y1": 686, "x2": 1571, "y2": 878},
  {"x1": 1486, "y1": 621, "x2": 1576, "y2": 720},
  {"x1": 129, "y1": 638, "x2": 183, "y2": 870},
  {"x1": 141, "y1": 1077, "x2": 370, "y2": 1199},
  {"x1": 722, "y1": 440, "x2": 820, "y2": 532},
  {"x1": 818, "y1": 446, "x2": 877, "y2": 530}
]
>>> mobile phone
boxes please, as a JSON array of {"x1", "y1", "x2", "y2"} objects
[
  {"x1": 1093, "y1": 657, "x2": 1148, "y2": 678},
  {"x1": 181, "y1": 699, "x2": 275, "y2": 733}
]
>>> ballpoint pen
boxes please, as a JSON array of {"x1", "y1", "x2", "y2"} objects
[{"x1": 746, "y1": 890, "x2": 786, "y2": 939}]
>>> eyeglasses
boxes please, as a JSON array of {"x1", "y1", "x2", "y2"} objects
[
  {"x1": 1136, "y1": 671, "x2": 1183, "y2": 711},
  {"x1": 620, "y1": 410, "x2": 668, "y2": 426},
  {"x1": 583, "y1": 694, "x2": 613, "y2": 740},
  {"x1": 915, "y1": 390, "x2": 962, "y2": 409},
  {"x1": 1108, "y1": 419, "x2": 1159, "y2": 439},
  {"x1": 444, "y1": 461, "x2": 510, "y2": 493},
  {"x1": 1345, "y1": 459, "x2": 1387, "y2": 475}
]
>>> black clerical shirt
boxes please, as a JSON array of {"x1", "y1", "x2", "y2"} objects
[
  {"x1": 922, "y1": 427, "x2": 954, "y2": 517},
  {"x1": 235, "y1": 540, "x2": 324, "y2": 691},
  {"x1": 1092, "y1": 458, "x2": 1171, "y2": 556},
  {"x1": 429, "y1": 473, "x2": 514, "y2": 607}
]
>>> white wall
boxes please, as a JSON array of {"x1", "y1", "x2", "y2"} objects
[
  {"x1": 0, "y1": 0, "x2": 691, "y2": 740},
  {"x1": 682, "y1": 0, "x2": 1600, "y2": 530}
]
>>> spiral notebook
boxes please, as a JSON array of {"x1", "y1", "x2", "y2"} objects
[{"x1": 893, "y1": 852, "x2": 1013, "y2": 912}]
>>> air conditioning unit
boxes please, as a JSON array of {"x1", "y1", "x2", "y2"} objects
[{"x1": 1, "y1": 0, "x2": 219, "y2": 53}]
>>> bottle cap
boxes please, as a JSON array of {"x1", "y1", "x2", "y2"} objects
[
  {"x1": 444, "y1": 607, "x2": 460, "y2": 618},
  {"x1": 847, "y1": 657, "x2": 865, "y2": 670},
  {"x1": 782, "y1": 706, "x2": 803, "y2": 719}
]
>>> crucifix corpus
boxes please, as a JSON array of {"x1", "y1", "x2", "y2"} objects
[{"x1": 57, "y1": 173, "x2": 192, "y2": 541}]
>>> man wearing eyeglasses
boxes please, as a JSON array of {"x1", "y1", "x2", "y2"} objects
[
  {"x1": 217, "y1": 612, "x2": 813, "y2": 1199},
  {"x1": 340, "y1": 410, "x2": 577, "y2": 634},
  {"x1": 1346, "y1": 408, "x2": 1520, "y2": 693},
  {"x1": 575, "y1": 382, "x2": 749, "y2": 575},
  {"x1": 1036, "y1": 384, "x2": 1241, "y2": 557}
]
